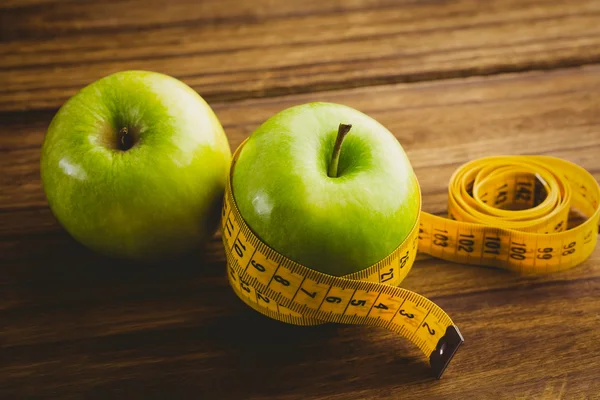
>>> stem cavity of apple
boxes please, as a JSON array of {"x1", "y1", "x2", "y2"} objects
[
  {"x1": 118, "y1": 127, "x2": 134, "y2": 151},
  {"x1": 327, "y1": 123, "x2": 352, "y2": 178}
]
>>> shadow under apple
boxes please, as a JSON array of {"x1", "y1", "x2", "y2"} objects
[{"x1": 3, "y1": 229, "x2": 434, "y2": 399}]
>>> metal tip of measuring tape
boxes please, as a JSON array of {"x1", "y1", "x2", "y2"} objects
[{"x1": 429, "y1": 325, "x2": 464, "y2": 379}]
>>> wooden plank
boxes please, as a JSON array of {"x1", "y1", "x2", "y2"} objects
[
  {"x1": 2, "y1": 0, "x2": 600, "y2": 111},
  {"x1": 2, "y1": 248, "x2": 599, "y2": 399},
  {"x1": 3, "y1": 66, "x2": 600, "y2": 211},
  {"x1": 1, "y1": 67, "x2": 600, "y2": 398}
]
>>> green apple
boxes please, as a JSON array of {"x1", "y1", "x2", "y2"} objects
[
  {"x1": 41, "y1": 70, "x2": 231, "y2": 260},
  {"x1": 232, "y1": 102, "x2": 419, "y2": 276}
]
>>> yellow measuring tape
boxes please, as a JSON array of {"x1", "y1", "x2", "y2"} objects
[{"x1": 221, "y1": 142, "x2": 600, "y2": 379}]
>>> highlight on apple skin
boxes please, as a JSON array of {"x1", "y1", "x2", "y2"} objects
[
  {"x1": 231, "y1": 102, "x2": 420, "y2": 276},
  {"x1": 40, "y1": 70, "x2": 232, "y2": 260}
]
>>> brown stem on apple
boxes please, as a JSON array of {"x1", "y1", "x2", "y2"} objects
[
  {"x1": 118, "y1": 127, "x2": 133, "y2": 151},
  {"x1": 327, "y1": 123, "x2": 352, "y2": 178}
]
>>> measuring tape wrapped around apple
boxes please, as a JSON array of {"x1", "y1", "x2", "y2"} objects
[{"x1": 221, "y1": 102, "x2": 600, "y2": 379}]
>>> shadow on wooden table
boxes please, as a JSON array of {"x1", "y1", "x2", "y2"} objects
[{"x1": 2, "y1": 232, "x2": 433, "y2": 398}]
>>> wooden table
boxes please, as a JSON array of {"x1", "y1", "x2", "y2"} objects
[{"x1": 2, "y1": 1, "x2": 600, "y2": 398}]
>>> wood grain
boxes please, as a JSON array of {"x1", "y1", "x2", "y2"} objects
[
  {"x1": 2, "y1": 64, "x2": 600, "y2": 398},
  {"x1": 3, "y1": 66, "x2": 600, "y2": 214},
  {"x1": 2, "y1": 0, "x2": 600, "y2": 398},
  {"x1": 3, "y1": 0, "x2": 600, "y2": 111}
]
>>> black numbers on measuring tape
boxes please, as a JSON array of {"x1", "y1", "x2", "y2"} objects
[
  {"x1": 515, "y1": 181, "x2": 532, "y2": 201},
  {"x1": 399, "y1": 309, "x2": 414, "y2": 319},
  {"x1": 458, "y1": 244, "x2": 473, "y2": 253},
  {"x1": 480, "y1": 193, "x2": 488, "y2": 204},
  {"x1": 351, "y1": 299, "x2": 366, "y2": 307},
  {"x1": 240, "y1": 279, "x2": 251, "y2": 293},
  {"x1": 399, "y1": 251, "x2": 410, "y2": 269},
  {"x1": 234, "y1": 238, "x2": 246, "y2": 258},
  {"x1": 273, "y1": 275, "x2": 290, "y2": 286},
  {"x1": 374, "y1": 303, "x2": 389, "y2": 310},
  {"x1": 510, "y1": 242, "x2": 527, "y2": 261},
  {"x1": 224, "y1": 218, "x2": 234, "y2": 237},
  {"x1": 433, "y1": 229, "x2": 449, "y2": 247},
  {"x1": 326, "y1": 296, "x2": 342, "y2": 304},
  {"x1": 380, "y1": 268, "x2": 394, "y2": 283},
  {"x1": 256, "y1": 292, "x2": 270, "y2": 303},
  {"x1": 423, "y1": 322, "x2": 436, "y2": 335},
  {"x1": 495, "y1": 184, "x2": 508, "y2": 205},
  {"x1": 300, "y1": 287, "x2": 317, "y2": 298},
  {"x1": 433, "y1": 238, "x2": 448, "y2": 247},
  {"x1": 554, "y1": 221, "x2": 564, "y2": 232},
  {"x1": 536, "y1": 247, "x2": 553, "y2": 260},
  {"x1": 251, "y1": 259, "x2": 265, "y2": 272},
  {"x1": 562, "y1": 248, "x2": 576, "y2": 256},
  {"x1": 458, "y1": 233, "x2": 475, "y2": 253},
  {"x1": 562, "y1": 241, "x2": 576, "y2": 256},
  {"x1": 484, "y1": 236, "x2": 501, "y2": 255}
]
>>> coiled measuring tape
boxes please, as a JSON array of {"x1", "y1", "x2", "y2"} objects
[{"x1": 221, "y1": 142, "x2": 600, "y2": 379}]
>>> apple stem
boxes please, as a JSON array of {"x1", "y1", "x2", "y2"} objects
[
  {"x1": 118, "y1": 127, "x2": 133, "y2": 151},
  {"x1": 328, "y1": 123, "x2": 352, "y2": 178}
]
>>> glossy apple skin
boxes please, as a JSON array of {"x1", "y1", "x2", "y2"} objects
[
  {"x1": 41, "y1": 71, "x2": 231, "y2": 260},
  {"x1": 232, "y1": 102, "x2": 420, "y2": 276}
]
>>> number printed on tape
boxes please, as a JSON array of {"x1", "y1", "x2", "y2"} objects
[{"x1": 223, "y1": 144, "x2": 600, "y2": 379}]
